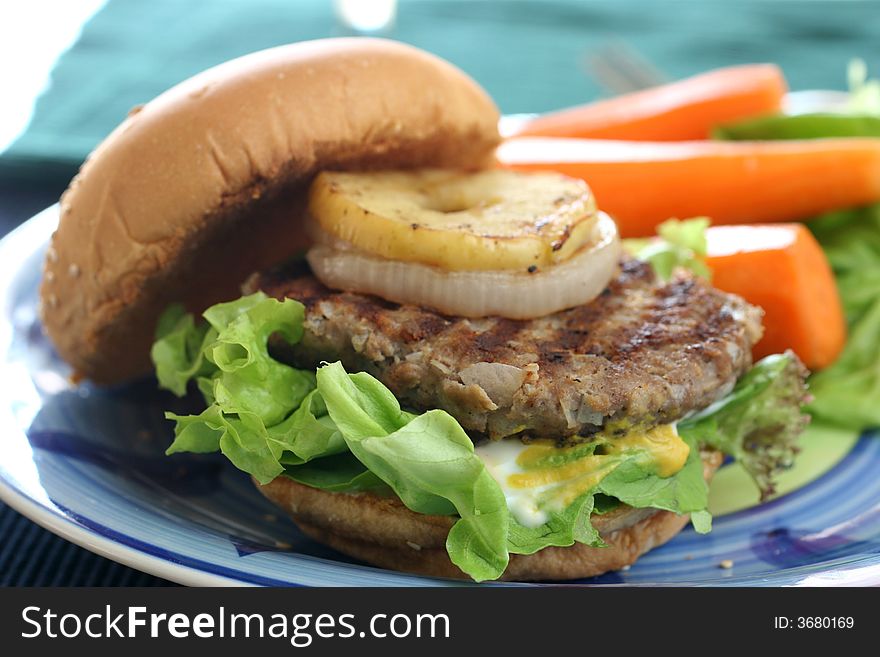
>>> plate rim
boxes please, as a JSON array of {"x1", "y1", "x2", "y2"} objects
[{"x1": 0, "y1": 472, "x2": 248, "y2": 587}]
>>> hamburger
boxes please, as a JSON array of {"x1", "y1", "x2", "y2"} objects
[{"x1": 40, "y1": 38, "x2": 809, "y2": 582}]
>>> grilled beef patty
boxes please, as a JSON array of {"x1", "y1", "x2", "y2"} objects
[{"x1": 255, "y1": 258, "x2": 763, "y2": 441}]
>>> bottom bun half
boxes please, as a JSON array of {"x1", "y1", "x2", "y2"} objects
[{"x1": 255, "y1": 449, "x2": 723, "y2": 581}]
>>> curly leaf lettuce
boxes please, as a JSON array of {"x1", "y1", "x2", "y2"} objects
[
  {"x1": 157, "y1": 293, "x2": 317, "y2": 483},
  {"x1": 624, "y1": 217, "x2": 712, "y2": 281},
  {"x1": 153, "y1": 296, "x2": 510, "y2": 580},
  {"x1": 151, "y1": 304, "x2": 214, "y2": 396},
  {"x1": 679, "y1": 353, "x2": 809, "y2": 500},
  {"x1": 201, "y1": 294, "x2": 313, "y2": 425}
]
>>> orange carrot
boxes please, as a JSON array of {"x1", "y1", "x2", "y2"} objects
[
  {"x1": 497, "y1": 137, "x2": 880, "y2": 237},
  {"x1": 511, "y1": 64, "x2": 787, "y2": 141},
  {"x1": 705, "y1": 224, "x2": 846, "y2": 370}
]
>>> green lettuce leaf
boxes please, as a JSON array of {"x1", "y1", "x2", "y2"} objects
[
  {"x1": 808, "y1": 300, "x2": 880, "y2": 429},
  {"x1": 498, "y1": 442, "x2": 604, "y2": 555},
  {"x1": 272, "y1": 390, "x2": 348, "y2": 465},
  {"x1": 316, "y1": 362, "x2": 510, "y2": 582},
  {"x1": 165, "y1": 406, "x2": 290, "y2": 484},
  {"x1": 156, "y1": 294, "x2": 322, "y2": 484},
  {"x1": 151, "y1": 304, "x2": 215, "y2": 396},
  {"x1": 811, "y1": 205, "x2": 880, "y2": 324},
  {"x1": 806, "y1": 204, "x2": 880, "y2": 429},
  {"x1": 624, "y1": 217, "x2": 712, "y2": 280},
  {"x1": 503, "y1": 432, "x2": 714, "y2": 553},
  {"x1": 591, "y1": 494, "x2": 620, "y2": 515},
  {"x1": 598, "y1": 432, "x2": 711, "y2": 532},
  {"x1": 201, "y1": 294, "x2": 313, "y2": 426},
  {"x1": 679, "y1": 353, "x2": 809, "y2": 500},
  {"x1": 689, "y1": 510, "x2": 713, "y2": 534},
  {"x1": 153, "y1": 298, "x2": 509, "y2": 580},
  {"x1": 506, "y1": 428, "x2": 712, "y2": 549},
  {"x1": 507, "y1": 494, "x2": 602, "y2": 555},
  {"x1": 282, "y1": 452, "x2": 390, "y2": 494}
]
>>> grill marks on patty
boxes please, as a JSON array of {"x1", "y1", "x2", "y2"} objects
[{"x1": 256, "y1": 258, "x2": 763, "y2": 442}]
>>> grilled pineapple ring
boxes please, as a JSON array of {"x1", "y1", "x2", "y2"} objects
[
  {"x1": 308, "y1": 169, "x2": 599, "y2": 271},
  {"x1": 307, "y1": 212, "x2": 622, "y2": 319}
]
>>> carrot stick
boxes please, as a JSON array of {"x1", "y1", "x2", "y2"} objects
[
  {"x1": 511, "y1": 64, "x2": 787, "y2": 141},
  {"x1": 497, "y1": 137, "x2": 880, "y2": 237},
  {"x1": 705, "y1": 224, "x2": 846, "y2": 370}
]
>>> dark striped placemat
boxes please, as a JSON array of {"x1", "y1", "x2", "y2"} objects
[{"x1": 0, "y1": 502, "x2": 172, "y2": 586}]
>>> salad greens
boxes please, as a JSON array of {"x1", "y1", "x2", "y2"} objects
[
  {"x1": 622, "y1": 218, "x2": 711, "y2": 281},
  {"x1": 679, "y1": 354, "x2": 808, "y2": 499},
  {"x1": 808, "y1": 205, "x2": 880, "y2": 430},
  {"x1": 152, "y1": 292, "x2": 808, "y2": 581},
  {"x1": 847, "y1": 58, "x2": 880, "y2": 115}
]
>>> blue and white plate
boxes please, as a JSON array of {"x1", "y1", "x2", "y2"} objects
[{"x1": 1, "y1": 206, "x2": 878, "y2": 586}]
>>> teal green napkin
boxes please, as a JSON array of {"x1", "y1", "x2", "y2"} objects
[{"x1": 3, "y1": 0, "x2": 877, "y2": 181}]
